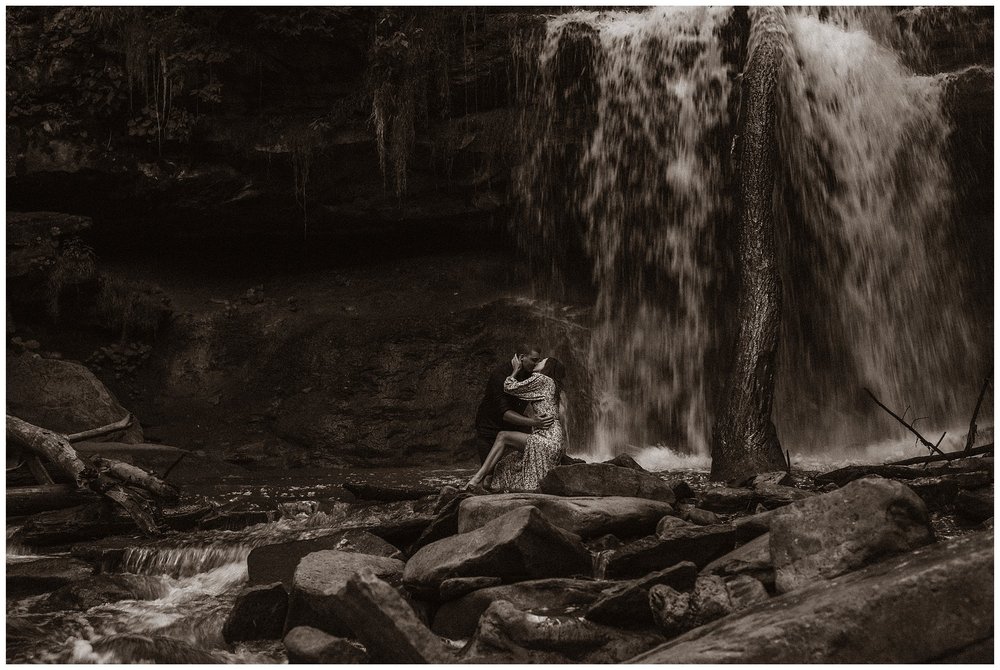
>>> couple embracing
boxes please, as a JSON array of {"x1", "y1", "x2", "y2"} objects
[{"x1": 467, "y1": 346, "x2": 569, "y2": 492}]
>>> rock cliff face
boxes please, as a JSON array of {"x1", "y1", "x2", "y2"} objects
[{"x1": 6, "y1": 8, "x2": 543, "y2": 245}]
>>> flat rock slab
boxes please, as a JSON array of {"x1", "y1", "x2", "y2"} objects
[
  {"x1": 404, "y1": 506, "x2": 591, "y2": 599},
  {"x1": 248, "y1": 529, "x2": 403, "y2": 587},
  {"x1": 697, "y1": 487, "x2": 756, "y2": 513},
  {"x1": 433, "y1": 578, "x2": 610, "y2": 639},
  {"x1": 606, "y1": 525, "x2": 736, "y2": 579},
  {"x1": 285, "y1": 550, "x2": 404, "y2": 636},
  {"x1": 630, "y1": 530, "x2": 994, "y2": 663},
  {"x1": 769, "y1": 478, "x2": 934, "y2": 593},
  {"x1": 15, "y1": 502, "x2": 137, "y2": 547},
  {"x1": 7, "y1": 557, "x2": 94, "y2": 597},
  {"x1": 540, "y1": 464, "x2": 676, "y2": 503},
  {"x1": 458, "y1": 493, "x2": 674, "y2": 539}
]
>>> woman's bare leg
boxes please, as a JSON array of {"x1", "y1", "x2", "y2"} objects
[{"x1": 467, "y1": 431, "x2": 529, "y2": 487}]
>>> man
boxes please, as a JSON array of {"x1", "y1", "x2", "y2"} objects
[{"x1": 473, "y1": 346, "x2": 554, "y2": 463}]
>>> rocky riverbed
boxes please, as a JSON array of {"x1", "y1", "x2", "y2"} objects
[{"x1": 7, "y1": 453, "x2": 993, "y2": 663}]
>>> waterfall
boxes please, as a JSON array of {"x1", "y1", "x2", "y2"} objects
[
  {"x1": 517, "y1": 7, "x2": 740, "y2": 458},
  {"x1": 774, "y1": 13, "x2": 987, "y2": 453},
  {"x1": 518, "y1": 7, "x2": 989, "y2": 460}
]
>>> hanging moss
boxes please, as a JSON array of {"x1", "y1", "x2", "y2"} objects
[{"x1": 367, "y1": 9, "x2": 453, "y2": 197}]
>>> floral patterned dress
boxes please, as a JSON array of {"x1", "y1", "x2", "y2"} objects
[{"x1": 491, "y1": 372, "x2": 566, "y2": 492}]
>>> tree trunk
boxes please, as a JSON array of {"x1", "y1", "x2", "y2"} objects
[{"x1": 710, "y1": 7, "x2": 789, "y2": 481}]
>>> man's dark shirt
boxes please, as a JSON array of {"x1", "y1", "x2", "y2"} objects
[{"x1": 474, "y1": 363, "x2": 531, "y2": 440}]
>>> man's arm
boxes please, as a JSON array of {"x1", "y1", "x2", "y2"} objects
[{"x1": 503, "y1": 409, "x2": 552, "y2": 428}]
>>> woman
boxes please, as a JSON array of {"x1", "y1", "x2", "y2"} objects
[{"x1": 465, "y1": 356, "x2": 568, "y2": 492}]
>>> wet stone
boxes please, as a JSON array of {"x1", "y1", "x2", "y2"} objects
[
  {"x1": 223, "y1": 582, "x2": 289, "y2": 643},
  {"x1": 283, "y1": 626, "x2": 367, "y2": 664},
  {"x1": 698, "y1": 487, "x2": 755, "y2": 513}
]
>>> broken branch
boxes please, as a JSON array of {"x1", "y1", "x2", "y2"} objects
[
  {"x1": 890, "y1": 443, "x2": 993, "y2": 466},
  {"x1": 66, "y1": 413, "x2": 133, "y2": 443},
  {"x1": 863, "y1": 388, "x2": 947, "y2": 459},
  {"x1": 964, "y1": 375, "x2": 991, "y2": 453}
]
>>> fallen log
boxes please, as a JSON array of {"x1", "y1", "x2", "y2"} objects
[
  {"x1": 889, "y1": 443, "x2": 993, "y2": 467},
  {"x1": 91, "y1": 457, "x2": 179, "y2": 505},
  {"x1": 6, "y1": 414, "x2": 175, "y2": 536},
  {"x1": 7, "y1": 484, "x2": 99, "y2": 517},
  {"x1": 7, "y1": 415, "x2": 89, "y2": 486}
]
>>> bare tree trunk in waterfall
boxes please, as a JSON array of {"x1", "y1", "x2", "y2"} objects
[{"x1": 710, "y1": 7, "x2": 789, "y2": 481}]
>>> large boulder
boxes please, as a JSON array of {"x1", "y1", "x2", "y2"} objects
[
  {"x1": 284, "y1": 550, "x2": 405, "y2": 636},
  {"x1": 325, "y1": 569, "x2": 453, "y2": 663},
  {"x1": 605, "y1": 525, "x2": 736, "y2": 579},
  {"x1": 631, "y1": 530, "x2": 994, "y2": 663},
  {"x1": 404, "y1": 506, "x2": 591, "y2": 599},
  {"x1": 7, "y1": 351, "x2": 142, "y2": 442},
  {"x1": 433, "y1": 578, "x2": 609, "y2": 639},
  {"x1": 248, "y1": 529, "x2": 403, "y2": 588},
  {"x1": 222, "y1": 582, "x2": 288, "y2": 643},
  {"x1": 768, "y1": 478, "x2": 934, "y2": 593},
  {"x1": 540, "y1": 464, "x2": 676, "y2": 503},
  {"x1": 283, "y1": 626, "x2": 367, "y2": 664},
  {"x1": 955, "y1": 487, "x2": 994, "y2": 523},
  {"x1": 458, "y1": 493, "x2": 674, "y2": 539},
  {"x1": 467, "y1": 600, "x2": 666, "y2": 663}
]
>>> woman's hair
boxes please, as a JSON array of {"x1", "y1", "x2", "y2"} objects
[
  {"x1": 537, "y1": 357, "x2": 566, "y2": 382},
  {"x1": 537, "y1": 357, "x2": 567, "y2": 404}
]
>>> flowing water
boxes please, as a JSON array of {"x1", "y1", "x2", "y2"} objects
[
  {"x1": 5, "y1": 468, "x2": 470, "y2": 664},
  {"x1": 516, "y1": 7, "x2": 991, "y2": 460},
  {"x1": 517, "y1": 7, "x2": 739, "y2": 458}
]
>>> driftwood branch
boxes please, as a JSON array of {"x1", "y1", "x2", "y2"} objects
[
  {"x1": 66, "y1": 413, "x2": 133, "y2": 443},
  {"x1": 6, "y1": 414, "x2": 177, "y2": 536},
  {"x1": 964, "y1": 376, "x2": 990, "y2": 453},
  {"x1": 863, "y1": 388, "x2": 947, "y2": 459},
  {"x1": 890, "y1": 443, "x2": 993, "y2": 466}
]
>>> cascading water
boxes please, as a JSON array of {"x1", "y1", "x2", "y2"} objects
[
  {"x1": 518, "y1": 7, "x2": 991, "y2": 461},
  {"x1": 774, "y1": 11, "x2": 990, "y2": 454},
  {"x1": 517, "y1": 7, "x2": 740, "y2": 459}
]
